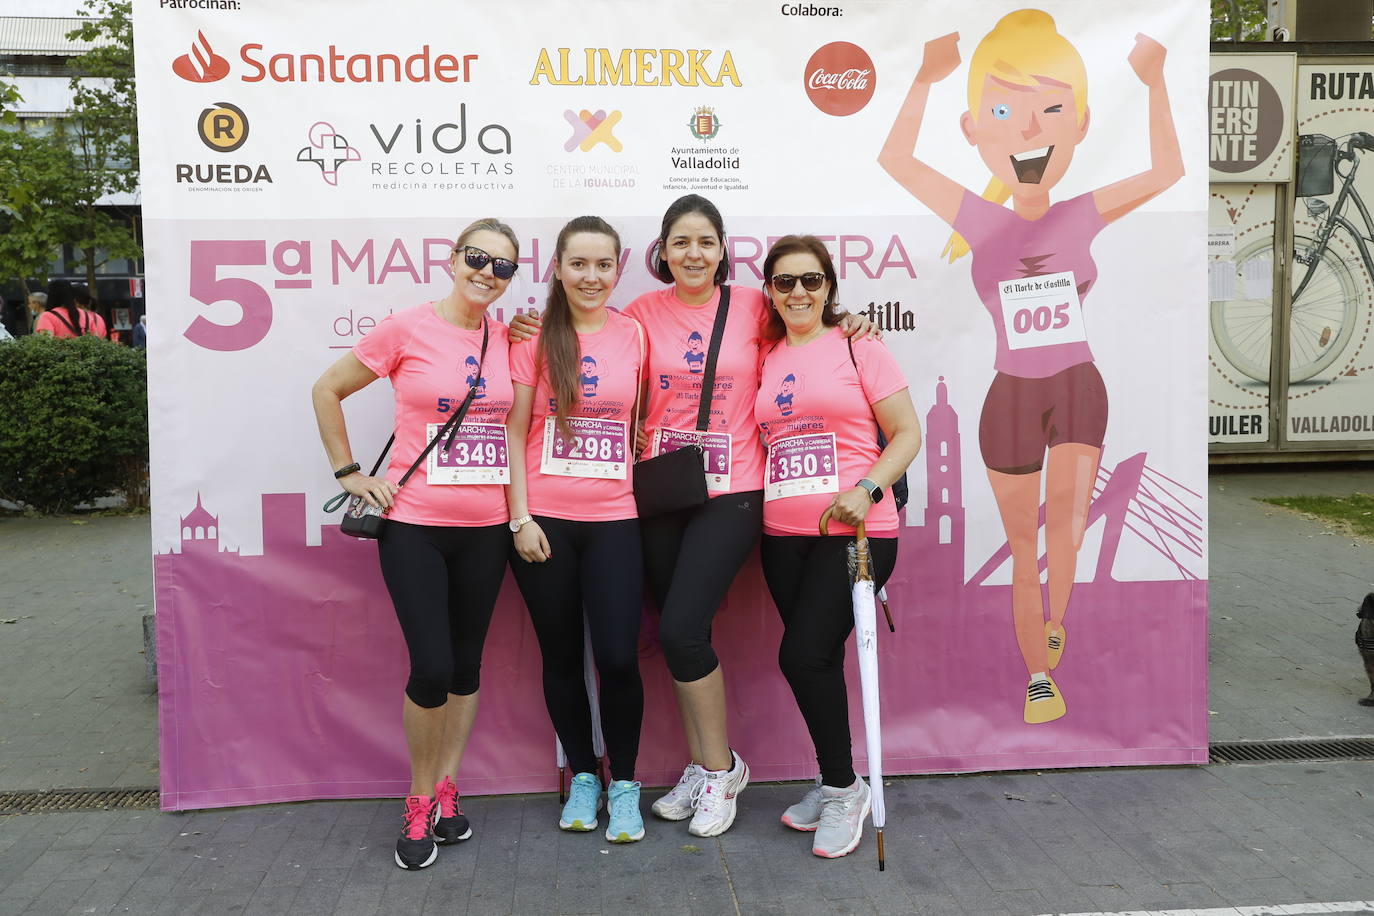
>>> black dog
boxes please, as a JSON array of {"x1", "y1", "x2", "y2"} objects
[{"x1": 1358, "y1": 593, "x2": 1374, "y2": 707}]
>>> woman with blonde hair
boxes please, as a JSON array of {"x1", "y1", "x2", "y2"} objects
[
  {"x1": 313, "y1": 218, "x2": 521, "y2": 869},
  {"x1": 878, "y1": 10, "x2": 1183, "y2": 723}
]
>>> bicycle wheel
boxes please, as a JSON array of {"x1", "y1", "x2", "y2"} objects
[
  {"x1": 1211, "y1": 232, "x2": 1359, "y2": 383},
  {"x1": 1288, "y1": 232, "x2": 1359, "y2": 381}
]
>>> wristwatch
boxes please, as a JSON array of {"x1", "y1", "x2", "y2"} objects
[
  {"x1": 509, "y1": 514, "x2": 533, "y2": 533},
  {"x1": 856, "y1": 478, "x2": 884, "y2": 504}
]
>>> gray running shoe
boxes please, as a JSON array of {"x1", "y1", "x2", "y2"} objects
[
  {"x1": 780, "y1": 778, "x2": 824, "y2": 832},
  {"x1": 651, "y1": 762, "x2": 705, "y2": 821},
  {"x1": 812, "y1": 778, "x2": 871, "y2": 859}
]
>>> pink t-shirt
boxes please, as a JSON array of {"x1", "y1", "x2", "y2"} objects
[
  {"x1": 623, "y1": 285, "x2": 767, "y2": 496},
  {"x1": 353, "y1": 302, "x2": 513, "y2": 527},
  {"x1": 952, "y1": 190, "x2": 1105, "y2": 379},
  {"x1": 755, "y1": 327, "x2": 908, "y2": 536},
  {"x1": 36, "y1": 309, "x2": 108, "y2": 339},
  {"x1": 509, "y1": 309, "x2": 645, "y2": 522}
]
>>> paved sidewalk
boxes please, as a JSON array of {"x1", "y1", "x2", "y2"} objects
[{"x1": 1, "y1": 467, "x2": 1373, "y2": 915}]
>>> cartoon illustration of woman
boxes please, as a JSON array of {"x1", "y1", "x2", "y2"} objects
[
  {"x1": 464, "y1": 354, "x2": 488, "y2": 399},
  {"x1": 579, "y1": 355, "x2": 600, "y2": 398},
  {"x1": 683, "y1": 331, "x2": 706, "y2": 373},
  {"x1": 776, "y1": 374, "x2": 797, "y2": 417},
  {"x1": 878, "y1": 10, "x2": 1183, "y2": 724}
]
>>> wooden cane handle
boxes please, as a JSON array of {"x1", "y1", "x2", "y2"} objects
[{"x1": 818, "y1": 506, "x2": 868, "y2": 541}]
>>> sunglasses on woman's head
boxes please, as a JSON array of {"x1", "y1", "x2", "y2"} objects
[
  {"x1": 768, "y1": 272, "x2": 826, "y2": 293},
  {"x1": 459, "y1": 246, "x2": 518, "y2": 280}
]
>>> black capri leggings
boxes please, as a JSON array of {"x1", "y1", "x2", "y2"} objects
[
  {"x1": 761, "y1": 534, "x2": 898, "y2": 789},
  {"x1": 377, "y1": 521, "x2": 510, "y2": 708},
  {"x1": 510, "y1": 516, "x2": 644, "y2": 781},
  {"x1": 640, "y1": 490, "x2": 764, "y2": 682}
]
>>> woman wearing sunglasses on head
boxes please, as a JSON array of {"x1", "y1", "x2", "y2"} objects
[
  {"x1": 754, "y1": 235, "x2": 919, "y2": 859},
  {"x1": 505, "y1": 216, "x2": 649, "y2": 844},
  {"x1": 311, "y1": 219, "x2": 521, "y2": 871},
  {"x1": 511, "y1": 196, "x2": 881, "y2": 838}
]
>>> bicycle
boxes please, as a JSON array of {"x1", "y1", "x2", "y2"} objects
[{"x1": 1211, "y1": 132, "x2": 1374, "y2": 384}]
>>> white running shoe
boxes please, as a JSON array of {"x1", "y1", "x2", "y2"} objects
[
  {"x1": 780, "y1": 777, "x2": 824, "y2": 832},
  {"x1": 687, "y1": 750, "x2": 749, "y2": 838},
  {"x1": 812, "y1": 778, "x2": 871, "y2": 859},
  {"x1": 651, "y1": 762, "x2": 705, "y2": 821}
]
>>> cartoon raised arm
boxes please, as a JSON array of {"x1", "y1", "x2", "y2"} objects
[
  {"x1": 1091, "y1": 34, "x2": 1184, "y2": 224},
  {"x1": 877, "y1": 32, "x2": 969, "y2": 227}
]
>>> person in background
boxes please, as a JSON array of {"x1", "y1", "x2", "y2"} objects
[
  {"x1": 36, "y1": 282, "x2": 108, "y2": 339},
  {"x1": 133, "y1": 314, "x2": 147, "y2": 350},
  {"x1": 26, "y1": 292, "x2": 48, "y2": 334}
]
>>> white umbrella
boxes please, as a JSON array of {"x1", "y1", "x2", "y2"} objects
[
  {"x1": 556, "y1": 617, "x2": 606, "y2": 802},
  {"x1": 821, "y1": 508, "x2": 887, "y2": 871}
]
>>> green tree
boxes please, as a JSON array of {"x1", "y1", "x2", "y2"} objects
[
  {"x1": 0, "y1": 132, "x2": 81, "y2": 311},
  {"x1": 1211, "y1": 0, "x2": 1269, "y2": 41},
  {"x1": 60, "y1": 0, "x2": 140, "y2": 301}
]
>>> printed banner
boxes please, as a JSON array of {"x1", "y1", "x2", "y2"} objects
[
  {"x1": 134, "y1": 0, "x2": 1208, "y2": 810},
  {"x1": 1208, "y1": 182, "x2": 1275, "y2": 445},
  {"x1": 1210, "y1": 53, "x2": 1295, "y2": 183},
  {"x1": 1284, "y1": 66, "x2": 1374, "y2": 443}
]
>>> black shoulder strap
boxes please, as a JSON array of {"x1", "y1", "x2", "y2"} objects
[
  {"x1": 50, "y1": 308, "x2": 82, "y2": 336},
  {"x1": 695, "y1": 285, "x2": 731, "y2": 432}
]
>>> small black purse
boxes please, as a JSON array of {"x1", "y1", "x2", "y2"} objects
[
  {"x1": 327, "y1": 319, "x2": 489, "y2": 539},
  {"x1": 632, "y1": 286, "x2": 731, "y2": 518}
]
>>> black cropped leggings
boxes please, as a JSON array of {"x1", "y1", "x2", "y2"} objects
[
  {"x1": 761, "y1": 534, "x2": 898, "y2": 789},
  {"x1": 510, "y1": 516, "x2": 644, "y2": 781},
  {"x1": 377, "y1": 521, "x2": 510, "y2": 708},
  {"x1": 639, "y1": 490, "x2": 764, "y2": 682}
]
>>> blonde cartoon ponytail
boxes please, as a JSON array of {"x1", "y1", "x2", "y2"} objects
[{"x1": 942, "y1": 178, "x2": 1012, "y2": 262}]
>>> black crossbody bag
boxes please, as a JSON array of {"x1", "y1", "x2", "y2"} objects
[
  {"x1": 632, "y1": 286, "x2": 731, "y2": 518},
  {"x1": 326, "y1": 319, "x2": 489, "y2": 539}
]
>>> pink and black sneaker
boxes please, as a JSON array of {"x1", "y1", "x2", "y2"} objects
[
  {"x1": 394, "y1": 795, "x2": 438, "y2": 870},
  {"x1": 433, "y1": 776, "x2": 472, "y2": 844}
]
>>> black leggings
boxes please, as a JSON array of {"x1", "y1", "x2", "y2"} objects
[
  {"x1": 640, "y1": 490, "x2": 764, "y2": 682},
  {"x1": 377, "y1": 521, "x2": 510, "y2": 708},
  {"x1": 761, "y1": 534, "x2": 898, "y2": 789},
  {"x1": 510, "y1": 516, "x2": 645, "y2": 781}
]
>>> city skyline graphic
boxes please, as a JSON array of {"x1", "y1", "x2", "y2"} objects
[{"x1": 153, "y1": 374, "x2": 1208, "y2": 810}]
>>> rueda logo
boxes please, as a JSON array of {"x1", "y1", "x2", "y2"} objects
[
  {"x1": 173, "y1": 31, "x2": 230, "y2": 83},
  {"x1": 804, "y1": 41, "x2": 875, "y2": 116},
  {"x1": 198, "y1": 102, "x2": 248, "y2": 152},
  {"x1": 297, "y1": 122, "x2": 360, "y2": 186},
  {"x1": 563, "y1": 109, "x2": 622, "y2": 152}
]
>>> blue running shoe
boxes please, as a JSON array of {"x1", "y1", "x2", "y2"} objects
[
  {"x1": 605, "y1": 780, "x2": 645, "y2": 843},
  {"x1": 559, "y1": 772, "x2": 602, "y2": 831}
]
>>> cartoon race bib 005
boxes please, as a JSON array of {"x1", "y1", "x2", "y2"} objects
[
  {"x1": 654, "y1": 426, "x2": 732, "y2": 492},
  {"x1": 997, "y1": 269, "x2": 1088, "y2": 351},
  {"x1": 426, "y1": 422, "x2": 510, "y2": 485},
  {"x1": 765, "y1": 433, "x2": 839, "y2": 502},
  {"x1": 540, "y1": 416, "x2": 629, "y2": 480}
]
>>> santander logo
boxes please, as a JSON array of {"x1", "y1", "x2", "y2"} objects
[
  {"x1": 804, "y1": 41, "x2": 875, "y2": 116},
  {"x1": 173, "y1": 31, "x2": 230, "y2": 83}
]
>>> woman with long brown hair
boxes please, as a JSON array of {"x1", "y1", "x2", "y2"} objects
[{"x1": 506, "y1": 215, "x2": 649, "y2": 843}]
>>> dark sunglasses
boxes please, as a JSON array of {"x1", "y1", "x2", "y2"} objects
[
  {"x1": 459, "y1": 246, "x2": 518, "y2": 280},
  {"x1": 768, "y1": 272, "x2": 826, "y2": 293}
]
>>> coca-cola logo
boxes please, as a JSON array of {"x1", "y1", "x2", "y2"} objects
[
  {"x1": 804, "y1": 41, "x2": 875, "y2": 116},
  {"x1": 172, "y1": 31, "x2": 230, "y2": 83}
]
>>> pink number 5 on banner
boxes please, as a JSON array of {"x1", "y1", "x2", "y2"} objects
[{"x1": 185, "y1": 240, "x2": 273, "y2": 351}]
